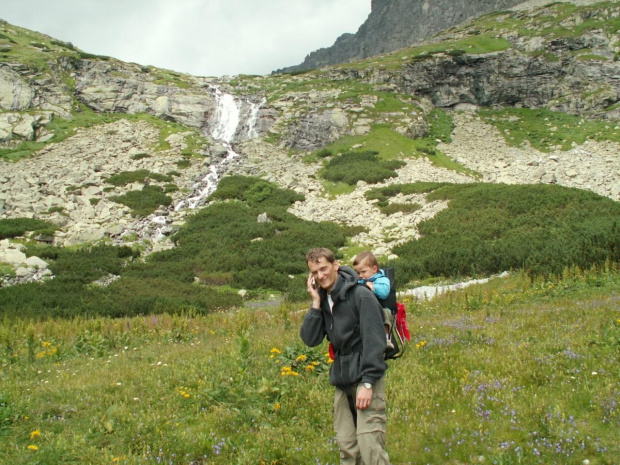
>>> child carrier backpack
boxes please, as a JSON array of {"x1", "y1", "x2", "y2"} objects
[
  {"x1": 327, "y1": 267, "x2": 411, "y2": 361},
  {"x1": 377, "y1": 267, "x2": 410, "y2": 360}
]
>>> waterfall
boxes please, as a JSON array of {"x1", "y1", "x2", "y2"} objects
[
  {"x1": 119, "y1": 86, "x2": 263, "y2": 246},
  {"x1": 175, "y1": 86, "x2": 263, "y2": 211}
]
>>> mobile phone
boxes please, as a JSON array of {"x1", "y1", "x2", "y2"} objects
[{"x1": 311, "y1": 277, "x2": 318, "y2": 290}]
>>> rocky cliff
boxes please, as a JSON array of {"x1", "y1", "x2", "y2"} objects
[{"x1": 275, "y1": 0, "x2": 528, "y2": 73}]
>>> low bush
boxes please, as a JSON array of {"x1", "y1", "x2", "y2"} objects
[
  {"x1": 391, "y1": 183, "x2": 620, "y2": 284},
  {"x1": 366, "y1": 182, "x2": 448, "y2": 206},
  {"x1": 380, "y1": 202, "x2": 421, "y2": 215},
  {"x1": 109, "y1": 186, "x2": 172, "y2": 216},
  {"x1": 209, "y1": 175, "x2": 304, "y2": 208},
  {"x1": 130, "y1": 153, "x2": 151, "y2": 160},
  {"x1": 321, "y1": 151, "x2": 405, "y2": 185},
  {"x1": 0, "y1": 218, "x2": 58, "y2": 239}
]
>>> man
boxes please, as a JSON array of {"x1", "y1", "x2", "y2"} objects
[{"x1": 300, "y1": 248, "x2": 390, "y2": 464}]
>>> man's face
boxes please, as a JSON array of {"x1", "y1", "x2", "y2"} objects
[
  {"x1": 307, "y1": 257, "x2": 339, "y2": 293},
  {"x1": 354, "y1": 262, "x2": 378, "y2": 280}
]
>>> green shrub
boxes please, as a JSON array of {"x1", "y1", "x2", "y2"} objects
[
  {"x1": 209, "y1": 175, "x2": 304, "y2": 208},
  {"x1": 366, "y1": 182, "x2": 448, "y2": 206},
  {"x1": 0, "y1": 218, "x2": 58, "y2": 239},
  {"x1": 380, "y1": 203, "x2": 421, "y2": 215},
  {"x1": 315, "y1": 148, "x2": 333, "y2": 158},
  {"x1": 50, "y1": 39, "x2": 74, "y2": 50},
  {"x1": 78, "y1": 51, "x2": 110, "y2": 60},
  {"x1": 392, "y1": 183, "x2": 620, "y2": 284},
  {"x1": 109, "y1": 186, "x2": 172, "y2": 216},
  {"x1": 167, "y1": 201, "x2": 347, "y2": 293},
  {"x1": 131, "y1": 153, "x2": 151, "y2": 160},
  {"x1": 321, "y1": 151, "x2": 405, "y2": 185}
]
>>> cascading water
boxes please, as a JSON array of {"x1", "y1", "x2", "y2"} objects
[
  {"x1": 134, "y1": 86, "x2": 263, "y2": 244},
  {"x1": 174, "y1": 86, "x2": 263, "y2": 212}
]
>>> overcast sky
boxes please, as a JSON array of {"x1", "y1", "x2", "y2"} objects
[{"x1": 1, "y1": 0, "x2": 372, "y2": 77}]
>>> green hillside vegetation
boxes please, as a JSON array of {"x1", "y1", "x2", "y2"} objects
[
  {"x1": 0, "y1": 177, "x2": 349, "y2": 319},
  {"x1": 389, "y1": 183, "x2": 620, "y2": 283},
  {"x1": 479, "y1": 107, "x2": 620, "y2": 151},
  {"x1": 320, "y1": 150, "x2": 405, "y2": 185},
  {"x1": 0, "y1": 267, "x2": 617, "y2": 464},
  {"x1": 109, "y1": 186, "x2": 173, "y2": 217},
  {"x1": 0, "y1": 218, "x2": 58, "y2": 240},
  {"x1": 2, "y1": 179, "x2": 619, "y2": 320},
  {"x1": 310, "y1": 108, "x2": 478, "y2": 190}
]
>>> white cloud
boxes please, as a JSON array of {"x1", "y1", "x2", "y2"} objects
[{"x1": 0, "y1": 0, "x2": 371, "y2": 76}]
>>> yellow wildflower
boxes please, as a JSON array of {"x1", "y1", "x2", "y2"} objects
[
  {"x1": 295, "y1": 354, "x2": 307, "y2": 363},
  {"x1": 28, "y1": 445, "x2": 38, "y2": 451},
  {"x1": 30, "y1": 429, "x2": 41, "y2": 439},
  {"x1": 42, "y1": 342, "x2": 52, "y2": 347},
  {"x1": 305, "y1": 364, "x2": 315, "y2": 371},
  {"x1": 270, "y1": 347, "x2": 281, "y2": 354},
  {"x1": 273, "y1": 402, "x2": 281, "y2": 411}
]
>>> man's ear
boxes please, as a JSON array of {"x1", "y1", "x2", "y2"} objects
[{"x1": 333, "y1": 260, "x2": 340, "y2": 271}]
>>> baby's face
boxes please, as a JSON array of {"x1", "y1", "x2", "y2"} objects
[{"x1": 354, "y1": 263, "x2": 377, "y2": 280}]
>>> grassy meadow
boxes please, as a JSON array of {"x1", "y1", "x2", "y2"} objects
[{"x1": 1, "y1": 267, "x2": 618, "y2": 465}]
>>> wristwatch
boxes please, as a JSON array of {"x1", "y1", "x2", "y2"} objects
[{"x1": 363, "y1": 382, "x2": 372, "y2": 389}]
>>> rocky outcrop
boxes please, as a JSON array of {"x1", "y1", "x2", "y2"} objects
[
  {"x1": 0, "y1": 239, "x2": 52, "y2": 286},
  {"x1": 0, "y1": 119, "x2": 222, "y2": 248},
  {"x1": 276, "y1": 0, "x2": 527, "y2": 73},
  {"x1": 325, "y1": 14, "x2": 620, "y2": 119},
  {"x1": 74, "y1": 60, "x2": 274, "y2": 141}
]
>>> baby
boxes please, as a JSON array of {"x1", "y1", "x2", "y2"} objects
[{"x1": 353, "y1": 251, "x2": 394, "y2": 350}]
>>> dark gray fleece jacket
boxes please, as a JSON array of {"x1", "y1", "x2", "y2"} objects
[{"x1": 300, "y1": 266, "x2": 387, "y2": 388}]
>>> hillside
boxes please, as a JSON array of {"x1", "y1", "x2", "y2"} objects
[{"x1": 0, "y1": 1, "x2": 620, "y2": 297}]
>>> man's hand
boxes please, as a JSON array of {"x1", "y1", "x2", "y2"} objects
[
  {"x1": 356, "y1": 385, "x2": 372, "y2": 410},
  {"x1": 307, "y1": 273, "x2": 321, "y2": 309}
]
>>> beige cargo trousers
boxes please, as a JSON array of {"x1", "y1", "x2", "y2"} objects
[{"x1": 333, "y1": 376, "x2": 390, "y2": 464}]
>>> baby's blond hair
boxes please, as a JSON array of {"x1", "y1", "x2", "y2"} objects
[{"x1": 353, "y1": 251, "x2": 379, "y2": 268}]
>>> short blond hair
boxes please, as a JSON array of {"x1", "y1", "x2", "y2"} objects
[{"x1": 353, "y1": 251, "x2": 379, "y2": 268}]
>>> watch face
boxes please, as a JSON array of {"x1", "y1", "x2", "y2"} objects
[{"x1": 364, "y1": 383, "x2": 372, "y2": 389}]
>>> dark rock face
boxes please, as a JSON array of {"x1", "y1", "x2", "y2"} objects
[{"x1": 275, "y1": 0, "x2": 527, "y2": 73}]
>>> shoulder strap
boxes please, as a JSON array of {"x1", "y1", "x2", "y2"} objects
[{"x1": 377, "y1": 267, "x2": 397, "y2": 313}]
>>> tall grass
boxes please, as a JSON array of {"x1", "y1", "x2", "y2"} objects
[{"x1": 0, "y1": 268, "x2": 618, "y2": 464}]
